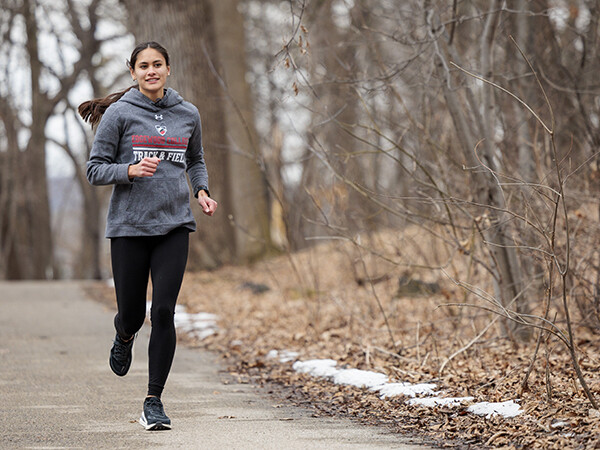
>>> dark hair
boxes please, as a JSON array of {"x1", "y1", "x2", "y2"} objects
[
  {"x1": 78, "y1": 41, "x2": 170, "y2": 126},
  {"x1": 127, "y1": 41, "x2": 170, "y2": 70}
]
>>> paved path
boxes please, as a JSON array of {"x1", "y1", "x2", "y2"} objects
[{"x1": 0, "y1": 281, "x2": 428, "y2": 449}]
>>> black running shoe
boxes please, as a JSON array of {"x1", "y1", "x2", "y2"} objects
[
  {"x1": 139, "y1": 397, "x2": 171, "y2": 431},
  {"x1": 109, "y1": 333, "x2": 134, "y2": 376}
]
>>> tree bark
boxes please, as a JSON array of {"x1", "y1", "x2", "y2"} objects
[
  {"x1": 0, "y1": 100, "x2": 21, "y2": 278},
  {"x1": 208, "y1": 0, "x2": 271, "y2": 261},
  {"x1": 122, "y1": 0, "x2": 271, "y2": 266},
  {"x1": 20, "y1": 0, "x2": 54, "y2": 279},
  {"x1": 513, "y1": 0, "x2": 536, "y2": 184}
]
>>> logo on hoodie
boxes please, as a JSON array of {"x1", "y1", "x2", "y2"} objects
[
  {"x1": 155, "y1": 123, "x2": 167, "y2": 136},
  {"x1": 131, "y1": 134, "x2": 189, "y2": 164}
]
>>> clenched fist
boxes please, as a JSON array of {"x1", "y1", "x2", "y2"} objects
[
  {"x1": 128, "y1": 157, "x2": 160, "y2": 179},
  {"x1": 197, "y1": 191, "x2": 218, "y2": 216}
]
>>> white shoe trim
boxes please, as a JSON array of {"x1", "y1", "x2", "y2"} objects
[{"x1": 139, "y1": 411, "x2": 171, "y2": 431}]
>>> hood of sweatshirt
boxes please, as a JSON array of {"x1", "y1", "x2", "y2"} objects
[{"x1": 119, "y1": 87, "x2": 184, "y2": 112}]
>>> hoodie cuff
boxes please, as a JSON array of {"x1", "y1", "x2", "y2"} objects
[
  {"x1": 194, "y1": 186, "x2": 210, "y2": 198},
  {"x1": 117, "y1": 164, "x2": 134, "y2": 184}
]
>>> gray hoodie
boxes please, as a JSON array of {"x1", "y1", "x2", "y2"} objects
[{"x1": 87, "y1": 87, "x2": 209, "y2": 238}]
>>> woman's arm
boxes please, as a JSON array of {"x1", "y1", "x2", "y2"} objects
[
  {"x1": 186, "y1": 108, "x2": 217, "y2": 216},
  {"x1": 86, "y1": 106, "x2": 132, "y2": 186},
  {"x1": 185, "y1": 109, "x2": 210, "y2": 196}
]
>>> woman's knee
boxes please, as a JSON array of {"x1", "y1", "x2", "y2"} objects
[
  {"x1": 150, "y1": 303, "x2": 175, "y2": 328},
  {"x1": 116, "y1": 310, "x2": 146, "y2": 337}
]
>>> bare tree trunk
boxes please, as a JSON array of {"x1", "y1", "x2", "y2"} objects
[
  {"x1": 304, "y1": 0, "x2": 370, "y2": 234},
  {"x1": 431, "y1": 3, "x2": 530, "y2": 341},
  {"x1": 1, "y1": 0, "x2": 107, "y2": 279},
  {"x1": 122, "y1": 0, "x2": 271, "y2": 266},
  {"x1": 513, "y1": 0, "x2": 536, "y2": 183},
  {"x1": 0, "y1": 102, "x2": 21, "y2": 278},
  {"x1": 21, "y1": 0, "x2": 54, "y2": 279},
  {"x1": 54, "y1": 129, "x2": 103, "y2": 280},
  {"x1": 208, "y1": 0, "x2": 271, "y2": 261},
  {"x1": 122, "y1": 0, "x2": 233, "y2": 267}
]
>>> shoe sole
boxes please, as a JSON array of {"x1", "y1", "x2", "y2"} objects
[{"x1": 139, "y1": 414, "x2": 171, "y2": 431}]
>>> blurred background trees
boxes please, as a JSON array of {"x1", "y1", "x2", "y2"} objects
[
  {"x1": 2, "y1": 0, "x2": 600, "y2": 344},
  {"x1": 0, "y1": 0, "x2": 130, "y2": 279}
]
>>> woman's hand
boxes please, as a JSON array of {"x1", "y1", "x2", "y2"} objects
[
  {"x1": 197, "y1": 191, "x2": 217, "y2": 216},
  {"x1": 128, "y1": 157, "x2": 160, "y2": 179}
]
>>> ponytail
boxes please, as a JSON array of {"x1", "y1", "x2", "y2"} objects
[{"x1": 78, "y1": 85, "x2": 136, "y2": 127}]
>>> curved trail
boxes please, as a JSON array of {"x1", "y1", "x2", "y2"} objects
[{"x1": 0, "y1": 281, "x2": 428, "y2": 449}]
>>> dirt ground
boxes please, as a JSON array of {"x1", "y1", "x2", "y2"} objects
[{"x1": 89, "y1": 229, "x2": 600, "y2": 449}]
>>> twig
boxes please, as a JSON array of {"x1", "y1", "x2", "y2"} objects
[
  {"x1": 545, "y1": 338, "x2": 553, "y2": 403},
  {"x1": 416, "y1": 321, "x2": 421, "y2": 365},
  {"x1": 449, "y1": 61, "x2": 552, "y2": 134},
  {"x1": 354, "y1": 239, "x2": 398, "y2": 352},
  {"x1": 521, "y1": 263, "x2": 554, "y2": 393},
  {"x1": 453, "y1": 36, "x2": 598, "y2": 408},
  {"x1": 439, "y1": 314, "x2": 500, "y2": 375}
]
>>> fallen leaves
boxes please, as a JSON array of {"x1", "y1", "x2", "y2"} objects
[
  {"x1": 86, "y1": 230, "x2": 600, "y2": 448},
  {"x1": 174, "y1": 238, "x2": 600, "y2": 448}
]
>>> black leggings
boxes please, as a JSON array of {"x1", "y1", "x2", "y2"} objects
[{"x1": 110, "y1": 227, "x2": 189, "y2": 398}]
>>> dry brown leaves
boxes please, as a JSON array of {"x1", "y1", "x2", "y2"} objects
[{"x1": 87, "y1": 230, "x2": 600, "y2": 449}]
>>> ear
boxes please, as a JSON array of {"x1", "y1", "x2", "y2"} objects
[
  {"x1": 167, "y1": 66, "x2": 171, "y2": 76},
  {"x1": 129, "y1": 67, "x2": 136, "y2": 80}
]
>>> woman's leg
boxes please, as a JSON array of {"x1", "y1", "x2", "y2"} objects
[
  {"x1": 147, "y1": 228, "x2": 189, "y2": 398},
  {"x1": 110, "y1": 236, "x2": 151, "y2": 339}
]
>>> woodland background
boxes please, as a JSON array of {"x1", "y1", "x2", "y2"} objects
[{"x1": 3, "y1": 0, "x2": 600, "y2": 421}]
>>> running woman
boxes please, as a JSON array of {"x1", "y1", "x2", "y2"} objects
[{"x1": 79, "y1": 41, "x2": 217, "y2": 431}]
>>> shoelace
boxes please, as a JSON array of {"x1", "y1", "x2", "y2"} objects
[
  {"x1": 145, "y1": 397, "x2": 165, "y2": 416},
  {"x1": 113, "y1": 338, "x2": 131, "y2": 360}
]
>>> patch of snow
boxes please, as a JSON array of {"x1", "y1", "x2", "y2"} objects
[
  {"x1": 467, "y1": 400, "x2": 522, "y2": 418},
  {"x1": 280, "y1": 351, "x2": 299, "y2": 363},
  {"x1": 551, "y1": 420, "x2": 568, "y2": 429},
  {"x1": 373, "y1": 382, "x2": 437, "y2": 399},
  {"x1": 175, "y1": 309, "x2": 218, "y2": 340},
  {"x1": 175, "y1": 311, "x2": 217, "y2": 328},
  {"x1": 144, "y1": 301, "x2": 219, "y2": 340},
  {"x1": 289, "y1": 357, "x2": 522, "y2": 420},
  {"x1": 293, "y1": 359, "x2": 339, "y2": 377},
  {"x1": 192, "y1": 328, "x2": 216, "y2": 340},
  {"x1": 267, "y1": 349, "x2": 300, "y2": 363},
  {"x1": 408, "y1": 396, "x2": 474, "y2": 407},
  {"x1": 333, "y1": 369, "x2": 388, "y2": 389}
]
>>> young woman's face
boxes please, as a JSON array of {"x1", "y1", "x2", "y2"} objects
[{"x1": 130, "y1": 48, "x2": 170, "y2": 101}]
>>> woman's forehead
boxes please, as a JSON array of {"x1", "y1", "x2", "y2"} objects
[{"x1": 136, "y1": 48, "x2": 166, "y2": 64}]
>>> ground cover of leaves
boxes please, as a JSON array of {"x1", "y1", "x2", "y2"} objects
[{"x1": 89, "y1": 230, "x2": 600, "y2": 449}]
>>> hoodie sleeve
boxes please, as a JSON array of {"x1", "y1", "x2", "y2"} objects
[
  {"x1": 86, "y1": 105, "x2": 133, "y2": 186},
  {"x1": 186, "y1": 109, "x2": 210, "y2": 197}
]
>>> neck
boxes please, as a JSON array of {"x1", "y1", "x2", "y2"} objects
[{"x1": 139, "y1": 88, "x2": 165, "y2": 102}]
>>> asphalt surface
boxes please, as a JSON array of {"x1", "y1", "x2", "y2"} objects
[{"x1": 0, "y1": 281, "x2": 428, "y2": 449}]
